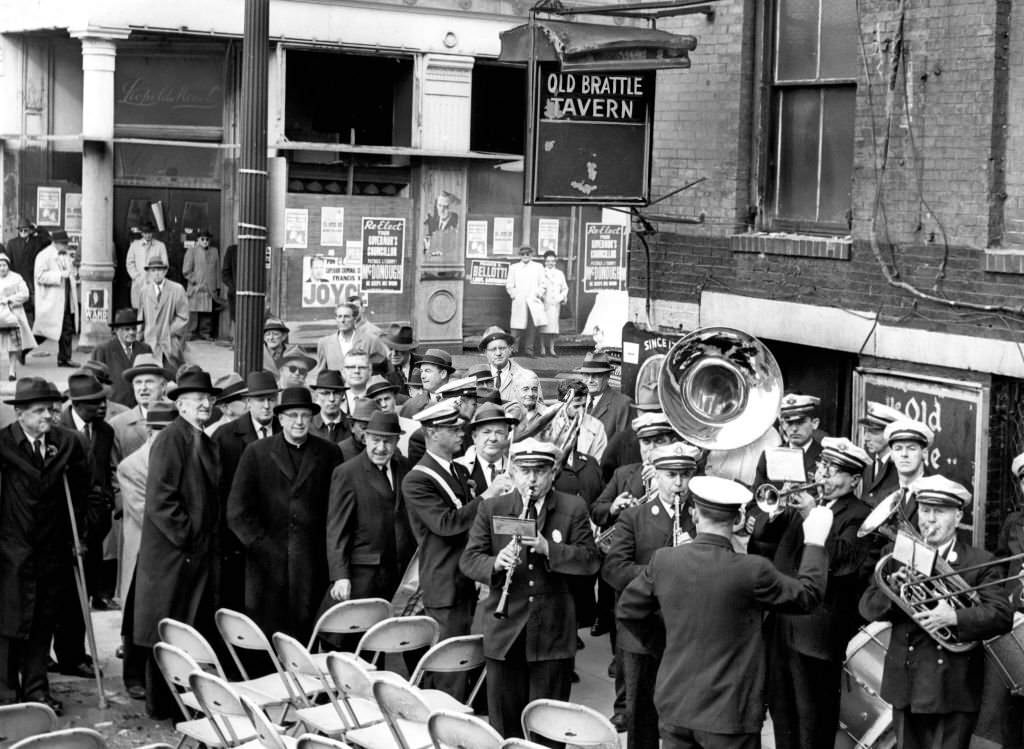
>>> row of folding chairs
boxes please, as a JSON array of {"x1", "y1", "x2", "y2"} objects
[{"x1": 0, "y1": 703, "x2": 175, "y2": 749}]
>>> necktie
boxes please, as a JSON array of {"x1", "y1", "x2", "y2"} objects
[
  {"x1": 494, "y1": 369, "x2": 501, "y2": 392},
  {"x1": 34, "y1": 439, "x2": 45, "y2": 466},
  {"x1": 156, "y1": 285, "x2": 162, "y2": 300},
  {"x1": 326, "y1": 422, "x2": 336, "y2": 439},
  {"x1": 489, "y1": 462, "x2": 498, "y2": 482},
  {"x1": 125, "y1": 344, "x2": 132, "y2": 361},
  {"x1": 380, "y1": 464, "x2": 391, "y2": 489},
  {"x1": 586, "y1": 398, "x2": 595, "y2": 415},
  {"x1": 84, "y1": 423, "x2": 92, "y2": 442},
  {"x1": 526, "y1": 500, "x2": 538, "y2": 520},
  {"x1": 259, "y1": 427, "x2": 268, "y2": 439}
]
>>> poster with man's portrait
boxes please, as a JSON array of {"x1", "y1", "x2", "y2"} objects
[{"x1": 302, "y1": 253, "x2": 361, "y2": 309}]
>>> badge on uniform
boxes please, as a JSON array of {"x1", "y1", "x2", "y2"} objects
[
  {"x1": 651, "y1": 504, "x2": 660, "y2": 516},
  {"x1": 552, "y1": 529, "x2": 563, "y2": 543}
]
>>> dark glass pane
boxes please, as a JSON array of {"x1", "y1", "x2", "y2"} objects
[
  {"x1": 821, "y1": 2, "x2": 859, "y2": 78},
  {"x1": 115, "y1": 144, "x2": 220, "y2": 181},
  {"x1": 819, "y1": 87, "x2": 856, "y2": 225},
  {"x1": 777, "y1": 0, "x2": 819, "y2": 81},
  {"x1": 776, "y1": 88, "x2": 821, "y2": 222}
]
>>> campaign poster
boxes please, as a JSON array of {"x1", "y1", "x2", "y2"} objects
[
  {"x1": 343, "y1": 240, "x2": 362, "y2": 266},
  {"x1": 537, "y1": 218, "x2": 560, "y2": 254},
  {"x1": 64, "y1": 193, "x2": 83, "y2": 234},
  {"x1": 583, "y1": 223, "x2": 627, "y2": 292},
  {"x1": 320, "y1": 206, "x2": 345, "y2": 246},
  {"x1": 493, "y1": 217, "x2": 515, "y2": 255},
  {"x1": 466, "y1": 220, "x2": 488, "y2": 258},
  {"x1": 361, "y1": 217, "x2": 405, "y2": 293},
  {"x1": 284, "y1": 208, "x2": 309, "y2": 249},
  {"x1": 468, "y1": 259, "x2": 511, "y2": 286},
  {"x1": 36, "y1": 187, "x2": 61, "y2": 227},
  {"x1": 84, "y1": 288, "x2": 108, "y2": 323},
  {"x1": 301, "y1": 254, "x2": 362, "y2": 308}
]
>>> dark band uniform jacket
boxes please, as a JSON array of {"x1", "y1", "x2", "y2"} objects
[
  {"x1": 133, "y1": 417, "x2": 220, "y2": 647},
  {"x1": 460, "y1": 488, "x2": 600, "y2": 660},
  {"x1": 858, "y1": 538, "x2": 1013, "y2": 714},
  {"x1": 227, "y1": 433, "x2": 343, "y2": 638},
  {"x1": 590, "y1": 462, "x2": 645, "y2": 530},
  {"x1": 401, "y1": 453, "x2": 480, "y2": 609},
  {"x1": 617, "y1": 533, "x2": 829, "y2": 734},
  {"x1": 748, "y1": 439, "x2": 823, "y2": 560},
  {"x1": 327, "y1": 451, "x2": 415, "y2": 599},
  {"x1": 0, "y1": 424, "x2": 90, "y2": 639},
  {"x1": 861, "y1": 455, "x2": 900, "y2": 507}
]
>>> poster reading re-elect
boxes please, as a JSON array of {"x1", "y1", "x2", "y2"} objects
[
  {"x1": 583, "y1": 223, "x2": 626, "y2": 292},
  {"x1": 361, "y1": 217, "x2": 405, "y2": 293}
]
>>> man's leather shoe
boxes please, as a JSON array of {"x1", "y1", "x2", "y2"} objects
[
  {"x1": 590, "y1": 620, "x2": 610, "y2": 637},
  {"x1": 40, "y1": 696, "x2": 63, "y2": 716},
  {"x1": 607, "y1": 659, "x2": 616, "y2": 678},
  {"x1": 46, "y1": 657, "x2": 59, "y2": 673},
  {"x1": 127, "y1": 685, "x2": 146, "y2": 700},
  {"x1": 92, "y1": 596, "x2": 119, "y2": 611},
  {"x1": 59, "y1": 661, "x2": 99, "y2": 679},
  {"x1": 57, "y1": 360, "x2": 81, "y2": 368},
  {"x1": 610, "y1": 713, "x2": 627, "y2": 733}
]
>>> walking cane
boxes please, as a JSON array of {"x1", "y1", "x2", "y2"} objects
[{"x1": 61, "y1": 474, "x2": 108, "y2": 709}]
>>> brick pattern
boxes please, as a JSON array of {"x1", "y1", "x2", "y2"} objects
[
  {"x1": 984, "y1": 248, "x2": 1024, "y2": 274},
  {"x1": 730, "y1": 233, "x2": 852, "y2": 261}
]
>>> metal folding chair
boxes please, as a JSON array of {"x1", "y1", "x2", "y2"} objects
[
  {"x1": 237, "y1": 695, "x2": 298, "y2": 749},
  {"x1": 295, "y1": 736, "x2": 353, "y2": 749},
  {"x1": 520, "y1": 699, "x2": 618, "y2": 749},
  {"x1": 354, "y1": 617, "x2": 438, "y2": 670},
  {"x1": 343, "y1": 681, "x2": 432, "y2": 749},
  {"x1": 8, "y1": 730, "x2": 105, "y2": 749},
  {"x1": 186, "y1": 671, "x2": 262, "y2": 748},
  {"x1": 496, "y1": 740, "x2": 548, "y2": 749},
  {"x1": 0, "y1": 703, "x2": 58, "y2": 749},
  {"x1": 426, "y1": 712, "x2": 501, "y2": 749},
  {"x1": 408, "y1": 635, "x2": 484, "y2": 713},
  {"x1": 307, "y1": 600, "x2": 392, "y2": 672},
  {"x1": 273, "y1": 633, "x2": 352, "y2": 737}
]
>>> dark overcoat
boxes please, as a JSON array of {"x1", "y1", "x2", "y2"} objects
[
  {"x1": 91, "y1": 339, "x2": 153, "y2": 407},
  {"x1": 133, "y1": 417, "x2": 221, "y2": 647},
  {"x1": 227, "y1": 433, "x2": 343, "y2": 637},
  {"x1": 589, "y1": 388, "x2": 633, "y2": 440},
  {"x1": 590, "y1": 462, "x2": 644, "y2": 529},
  {"x1": 861, "y1": 455, "x2": 900, "y2": 507}
]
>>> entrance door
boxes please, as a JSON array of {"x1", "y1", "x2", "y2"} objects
[{"x1": 112, "y1": 187, "x2": 221, "y2": 310}]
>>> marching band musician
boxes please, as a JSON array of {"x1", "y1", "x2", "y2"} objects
[
  {"x1": 883, "y1": 418, "x2": 934, "y2": 525},
  {"x1": 766, "y1": 437, "x2": 872, "y2": 749},
  {"x1": 859, "y1": 475, "x2": 1013, "y2": 749},
  {"x1": 617, "y1": 476, "x2": 834, "y2": 749},
  {"x1": 602, "y1": 441, "x2": 702, "y2": 749},
  {"x1": 460, "y1": 438, "x2": 599, "y2": 739},
  {"x1": 997, "y1": 451, "x2": 1024, "y2": 609},
  {"x1": 858, "y1": 401, "x2": 904, "y2": 506}
]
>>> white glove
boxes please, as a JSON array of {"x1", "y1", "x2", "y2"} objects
[{"x1": 801, "y1": 506, "x2": 834, "y2": 546}]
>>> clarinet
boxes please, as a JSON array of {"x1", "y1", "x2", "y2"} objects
[{"x1": 494, "y1": 485, "x2": 534, "y2": 620}]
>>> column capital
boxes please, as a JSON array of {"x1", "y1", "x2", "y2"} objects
[{"x1": 68, "y1": 26, "x2": 132, "y2": 43}]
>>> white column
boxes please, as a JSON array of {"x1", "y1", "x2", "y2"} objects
[{"x1": 70, "y1": 28, "x2": 130, "y2": 348}]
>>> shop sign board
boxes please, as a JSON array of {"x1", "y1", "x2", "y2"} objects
[
  {"x1": 582, "y1": 223, "x2": 626, "y2": 292},
  {"x1": 360, "y1": 218, "x2": 405, "y2": 293}
]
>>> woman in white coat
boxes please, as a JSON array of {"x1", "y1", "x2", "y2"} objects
[
  {"x1": 0, "y1": 253, "x2": 35, "y2": 379},
  {"x1": 539, "y1": 250, "x2": 569, "y2": 357}
]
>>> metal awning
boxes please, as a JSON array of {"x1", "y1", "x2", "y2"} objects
[{"x1": 498, "y1": 19, "x2": 696, "y2": 71}]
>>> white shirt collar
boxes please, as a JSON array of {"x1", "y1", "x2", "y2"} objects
[
  {"x1": 251, "y1": 415, "x2": 272, "y2": 436},
  {"x1": 426, "y1": 449, "x2": 452, "y2": 474},
  {"x1": 70, "y1": 408, "x2": 88, "y2": 433}
]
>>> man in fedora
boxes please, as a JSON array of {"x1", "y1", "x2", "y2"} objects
[
  {"x1": 92, "y1": 308, "x2": 153, "y2": 407},
  {"x1": 480, "y1": 325, "x2": 534, "y2": 403},
  {"x1": 6, "y1": 218, "x2": 42, "y2": 321},
  {"x1": 577, "y1": 351, "x2": 633, "y2": 440},
  {"x1": 0, "y1": 378, "x2": 91, "y2": 714},
  {"x1": 381, "y1": 324, "x2": 419, "y2": 393},
  {"x1": 133, "y1": 369, "x2": 220, "y2": 718},
  {"x1": 338, "y1": 397, "x2": 378, "y2": 463},
  {"x1": 314, "y1": 302, "x2": 388, "y2": 375},
  {"x1": 366, "y1": 375, "x2": 416, "y2": 454},
  {"x1": 310, "y1": 369, "x2": 351, "y2": 444},
  {"x1": 278, "y1": 345, "x2": 316, "y2": 389},
  {"x1": 505, "y1": 244, "x2": 545, "y2": 358},
  {"x1": 327, "y1": 411, "x2": 415, "y2": 603},
  {"x1": 205, "y1": 374, "x2": 247, "y2": 436},
  {"x1": 182, "y1": 229, "x2": 221, "y2": 342},
  {"x1": 71, "y1": 360, "x2": 129, "y2": 419},
  {"x1": 32, "y1": 229, "x2": 79, "y2": 368},
  {"x1": 126, "y1": 221, "x2": 168, "y2": 309},
  {"x1": 399, "y1": 348, "x2": 454, "y2": 417},
  {"x1": 109, "y1": 353, "x2": 173, "y2": 460},
  {"x1": 453, "y1": 402, "x2": 519, "y2": 492},
  {"x1": 137, "y1": 256, "x2": 189, "y2": 371},
  {"x1": 228, "y1": 387, "x2": 343, "y2": 637}
]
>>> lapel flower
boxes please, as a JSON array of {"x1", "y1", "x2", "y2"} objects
[{"x1": 45, "y1": 444, "x2": 58, "y2": 459}]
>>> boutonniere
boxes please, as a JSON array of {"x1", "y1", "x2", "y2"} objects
[
  {"x1": 45, "y1": 444, "x2": 58, "y2": 459},
  {"x1": 948, "y1": 550, "x2": 958, "y2": 565}
]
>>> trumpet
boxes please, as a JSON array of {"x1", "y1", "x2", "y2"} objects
[
  {"x1": 495, "y1": 485, "x2": 534, "y2": 619},
  {"x1": 753, "y1": 480, "x2": 826, "y2": 514},
  {"x1": 595, "y1": 480, "x2": 656, "y2": 555}
]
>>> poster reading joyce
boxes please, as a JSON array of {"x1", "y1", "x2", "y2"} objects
[
  {"x1": 301, "y1": 254, "x2": 362, "y2": 308},
  {"x1": 361, "y1": 217, "x2": 405, "y2": 293}
]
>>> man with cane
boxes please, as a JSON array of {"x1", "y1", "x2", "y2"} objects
[{"x1": 0, "y1": 377, "x2": 93, "y2": 714}]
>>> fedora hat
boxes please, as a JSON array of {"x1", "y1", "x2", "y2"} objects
[
  {"x1": 466, "y1": 363, "x2": 495, "y2": 384},
  {"x1": 274, "y1": 386, "x2": 320, "y2": 415},
  {"x1": 197, "y1": 229, "x2": 214, "y2": 240},
  {"x1": 50, "y1": 229, "x2": 69, "y2": 244},
  {"x1": 312, "y1": 369, "x2": 347, "y2": 392},
  {"x1": 575, "y1": 351, "x2": 615, "y2": 374},
  {"x1": 214, "y1": 373, "x2": 246, "y2": 404},
  {"x1": 381, "y1": 325, "x2": 417, "y2": 352},
  {"x1": 5, "y1": 377, "x2": 64, "y2": 405},
  {"x1": 16, "y1": 217, "x2": 34, "y2": 231},
  {"x1": 280, "y1": 346, "x2": 316, "y2": 371},
  {"x1": 140, "y1": 221, "x2": 157, "y2": 232},
  {"x1": 167, "y1": 370, "x2": 221, "y2": 401},
  {"x1": 364, "y1": 411, "x2": 403, "y2": 437},
  {"x1": 365, "y1": 375, "x2": 399, "y2": 399},
  {"x1": 110, "y1": 308, "x2": 141, "y2": 329},
  {"x1": 468, "y1": 402, "x2": 518, "y2": 429},
  {"x1": 67, "y1": 373, "x2": 106, "y2": 402},
  {"x1": 349, "y1": 397, "x2": 379, "y2": 423},
  {"x1": 144, "y1": 255, "x2": 168, "y2": 270},
  {"x1": 479, "y1": 326, "x2": 516, "y2": 351},
  {"x1": 123, "y1": 353, "x2": 174, "y2": 383},
  {"x1": 418, "y1": 348, "x2": 454, "y2": 372},
  {"x1": 79, "y1": 360, "x2": 113, "y2": 386},
  {"x1": 263, "y1": 317, "x2": 290, "y2": 334},
  {"x1": 244, "y1": 370, "x2": 280, "y2": 399},
  {"x1": 145, "y1": 401, "x2": 178, "y2": 428}
]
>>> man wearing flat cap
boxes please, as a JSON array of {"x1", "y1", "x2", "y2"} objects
[
  {"x1": 228, "y1": 387, "x2": 343, "y2": 637},
  {"x1": 461, "y1": 438, "x2": 600, "y2": 738},
  {"x1": 859, "y1": 401, "x2": 905, "y2": 507},
  {"x1": 92, "y1": 309, "x2": 153, "y2": 407},
  {"x1": 137, "y1": 255, "x2": 189, "y2": 371},
  {"x1": 860, "y1": 476, "x2": 1012, "y2": 749},
  {"x1": 618, "y1": 476, "x2": 835, "y2": 749},
  {"x1": 766, "y1": 437, "x2": 873, "y2": 749}
]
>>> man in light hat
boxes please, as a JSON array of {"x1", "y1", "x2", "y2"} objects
[
  {"x1": 505, "y1": 244, "x2": 545, "y2": 358},
  {"x1": 480, "y1": 325, "x2": 534, "y2": 403},
  {"x1": 860, "y1": 475, "x2": 1012, "y2": 749},
  {"x1": 313, "y1": 302, "x2": 388, "y2": 375},
  {"x1": 92, "y1": 308, "x2": 153, "y2": 407},
  {"x1": 137, "y1": 255, "x2": 189, "y2": 371},
  {"x1": 461, "y1": 438, "x2": 600, "y2": 738},
  {"x1": 182, "y1": 229, "x2": 220, "y2": 341},
  {"x1": 859, "y1": 401, "x2": 905, "y2": 507},
  {"x1": 309, "y1": 369, "x2": 351, "y2": 445},
  {"x1": 32, "y1": 229, "x2": 79, "y2": 367},
  {"x1": 619, "y1": 476, "x2": 835, "y2": 749},
  {"x1": 278, "y1": 345, "x2": 316, "y2": 390},
  {"x1": 399, "y1": 348, "x2": 454, "y2": 417},
  {"x1": 603, "y1": 441, "x2": 702, "y2": 749},
  {"x1": 262, "y1": 317, "x2": 290, "y2": 373},
  {"x1": 126, "y1": 221, "x2": 168, "y2": 309},
  {"x1": 577, "y1": 351, "x2": 633, "y2": 440},
  {"x1": 766, "y1": 437, "x2": 873, "y2": 749},
  {"x1": 884, "y1": 418, "x2": 935, "y2": 527},
  {"x1": 228, "y1": 387, "x2": 343, "y2": 638},
  {"x1": 110, "y1": 353, "x2": 173, "y2": 460}
]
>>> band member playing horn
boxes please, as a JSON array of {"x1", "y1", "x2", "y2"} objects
[
  {"x1": 460, "y1": 438, "x2": 599, "y2": 739},
  {"x1": 766, "y1": 437, "x2": 872, "y2": 749},
  {"x1": 859, "y1": 475, "x2": 1013, "y2": 749},
  {"x1": 858, "y1": 401, "x2": 904, "y2": 507},
  {"x1": 618, "y1": 476, "x2": 834, "y2": 749},
  {"x1": 603, "y1": 441, "x2": 701, "y2": 749}
]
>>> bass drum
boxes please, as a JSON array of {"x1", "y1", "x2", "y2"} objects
[{"x1": 835, "y1": 621, "x2": 895, "y2": 749}]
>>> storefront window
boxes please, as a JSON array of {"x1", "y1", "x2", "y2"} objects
[{"x1": 115, "y1": 144, "x2": 220, "y2": 182}]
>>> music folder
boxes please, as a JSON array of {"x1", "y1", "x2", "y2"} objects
[{"x1": 493, "y1": 516, "x2": 538, "y2": 538}]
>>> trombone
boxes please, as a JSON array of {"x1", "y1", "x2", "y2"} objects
[{"x1": 753, "y1": 480, "x2": 826, "y2": 514}]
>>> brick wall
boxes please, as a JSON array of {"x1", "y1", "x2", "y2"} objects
[{"x1": 1006, "y1": 0, "x2": 1024, "y2": 246}]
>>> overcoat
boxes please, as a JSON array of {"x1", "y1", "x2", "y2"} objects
[
  {"x1": 117, "y1": 437, "x2": 152, "y2": 601},
  {"x1": 32, "y1": 245, "x2": 76, "y2": 342},
  {"x1": 313, "y1": 330, "x2": 389, "y2": 376},
  {"x1": 126, "y1": 239, "x2": 167, "y2": 308},
  {"x1": 182, "y1": 244, "x2": 220, "y2": 313},
  {"x1": 505, "y1": 259, "x2": 545, "y2": 329},
  {"x1": 590, "y1": 461, "x2": 645, "y2": 529},
  {"x1": 132, "y1": 417, "x2": 220, "y2": 647},
  {"x1": 138, "y1": 279, "x2": 189, "y2": 370},
  {"x1": 92, "y1": 340, "x2": 153, "y2": 407},
  {"x1": 110, "y1": 405, "x2": 149, "y2": 462},
  {"x1": 0, "y1": 271, "x2": 35, "y2": 349},
  {"x1": 227, "y1": 433, "x2": 343, "y2": 637},
  {"x1": 587, "y1": 388, "x2": 633, "y2": 441}
]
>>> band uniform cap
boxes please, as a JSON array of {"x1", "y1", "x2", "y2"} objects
[
  {"x1": 110, "y1": 308, "x2": 141, "y2": 329},
  {"x1": 631, "y1": 411, "x2": 676, "y2": 439},
  {"x1": 689, "y1": 475, "x2": 752, "y2": 514},
  {"x1": 350, "y1": 397, "x2": 379, "y2": 423},
  {"x1": 5, "y1": 377, "x2": 64, "y2": 405},
  {"x1": 575, "y1": 351, "x2": 615, "y2": 375},
  {"x1": 884, "y1": 418, "x2": 934, "y2": 448},
  {"x1": 381, "y1": 324, "x2": 417, "y2": 352},
  {"x1": 363, "y1": 411, "x2": 403, "y2": 437},
  {"x1": 263, "y1": 317, "x2": 290, "y2": 334},
  {"x1": 510, "y1": 437, "x2": 561, "y2": 467},
  {"x1": 468, "y1": 402, "x2": 519, "y2": 429},
  {"x1": 650, "y1": 441, "x2": 702, "y2": 471},
  {"x1": 436, "y1": 376, "x2": 478, "y2": 400},
  {"x1": 244, "y1": 370, "x2": 280, "y2": 399},
  {"x1": 413, "y1": 398, "x2": 464, "y2": 427},
  {"x1": 67, "y1": 373, "x2": 106, "y2": 402},
  {"x1": 910, "y1": 475, "x2": 971, "y2": 509},
  {"x1": 144, "y1": 254, "x2": 168, "y2": 270},
  {"x1": 1012, "y1": 451, "x2": 1024, "y2": 480},
  {"x1": 166, "y1": 370, "x2": 221, "y2": 401},
  {"x1": 779, "y1": 393, "x2": 821, "y2": 422},
  {"x1": 214, "y1": 373, "x2": 246, "y2": 404},
  {"x1": 819, "y1": 436, "x2": 871, "y2": 473},
  {"x1": 312, "y1": 369, "x2": 348, "y2": 392},
  {"x1": 123, "y1": 353, "x2": 174, "y2": 383},
  {"x1": 273, "y1": 386, "x2": 321, "y2": 416},
  {"x1": 145, "y1": 401, "x2": 178, "y2": 428},
  {"x1": 858, "y1": 401, "x2": 904, "y2": 429},
  {"x1": 419, "y1": 348, "x2": 455, "y2": 372},
  {"x1": 479, "y1": 325, "x2": 516, "y2": 351},
  {"x1": 280, "y1": 346, "x2": 316, "y2": 370},
  {"x1": 466, "y1": 363, "x2": 496, "y2": 384},
  {"x1": 365, "y1": 375, "x2": 399, "y2": 399}
]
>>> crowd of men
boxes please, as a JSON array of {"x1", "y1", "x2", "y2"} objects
[{"x1": 2, "y1": 274, "x2": 1024, "y2": 749}]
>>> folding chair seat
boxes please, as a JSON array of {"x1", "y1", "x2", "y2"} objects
[
  {"x1": 324, "y1": 654, "x2": 386, "y2": 732},
  {"x1": 8, "y1": 729, "x2": 105, "y2": 749},
  {"x1": 183, "y1": 671, "x2": 262, "y2": 748},
  {"x1": 343, "y1": 681, "x2": 432, "y2": 749},
  {"x1": 296, "y1": 736, "x2": 353, "y2": 749},
  {"x1": 237, "y1": 696, "x2": 299, "y2": 749},
  {"x1": 407, "y1": 636, "x2": 485, "y2": 715},
  {"x1": 426, "y1": 712, "x2": 501, "y2": 749},
  {"x1": 0, "y1": 703, "x2": 58, "y2": 749},
  {"x1": 273, "y1": 633, "x2": 353, "y2": 737},
  {"x1": 496, "y1": 741, "x2": 547, "y2": 749},
  {"x1": 520, "y1": 699, "x2": 618, "y2": 749},
  {"x1": 307, "y1": 600, "x2": 391, "y2": 673}
]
